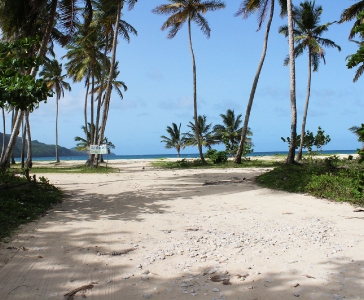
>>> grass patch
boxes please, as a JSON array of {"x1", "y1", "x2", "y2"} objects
[
  {"x1": 9, "y1": 164, "x2": 117, "y2": 173},
  {"x1": 257, "y1": 156, "x2": 364, "y2": 206},
  {"x1": 0, "y1": 171, "x2": 63, "y2": 241},
  {"x1": 151, "y1": 158, "x2": 281, "y2": 169}
]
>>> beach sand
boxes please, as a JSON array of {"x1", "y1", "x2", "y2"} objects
[{"x1": 0, "y1": 157, "x2": 363, "y2": 300}]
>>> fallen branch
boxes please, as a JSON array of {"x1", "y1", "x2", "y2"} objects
[
  {"x1": 97, "y1": 247, "x2": 136, "y2": 256},
  {"x1": 64, "y1": 284, "x2": 94, "y2": 300}
]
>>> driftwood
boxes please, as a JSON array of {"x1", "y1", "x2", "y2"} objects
[
  {"x1": 64, "y1": 284, "x2": 94, "y2": 300},
  {"x1": 203, "y1": 177, "x2": 246, "y2": 186},
  {"x1": 96, "y1": 247, "x2": 136, "y2": 256}
]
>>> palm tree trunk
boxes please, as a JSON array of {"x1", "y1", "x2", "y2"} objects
[
  {"x1": 84, "y1": 79, "x2": 89, "y2": 156},
  {"x1": 98, "y1": 1, "x2": 122, "y2": 147},
  {"x1": 25, "y1": 110, "x2": 32, "y2": 168},
  {"x1": 188, "y1": 18, "x2": 206, "y2": 164},
  {"x1": 55, "y1": 98, "x2": 60, "y2": 163},
  {"x1": 90, "y1": 72, "x2": 95, "y2": 145},
  {"x1": 297, "y1": 49, "x2": 312, "y2": 160},
  {"x1": 1, "y1": 107, "x2": 5, "y2": 160},
  {"x1": 94, "y1": 37, "x2": 108, "y2": 147},
  {"x1": 234, "y1": 0, "x2": 274, "y2": 164},
  {"x1": 286, "y1": 0, "x2": 297, "y2": 164},
  {"x1": 0, "y1": 110, "x2": 24, "y2": 169},
  {"x1": 21, "y1": 120, "x2": 26, "y2": 169},
  {"x1": 92, "y1": 41, "x2": 108, "y2": 166},
  {"x1": 11, "y1": 108, "x2": 17, "y2": 164}
]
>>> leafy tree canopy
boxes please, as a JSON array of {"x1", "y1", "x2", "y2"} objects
[
  {"x1": 346, "y1": 11, "x2": 364, "y2": 81},
  {"x1": 0, "y1": 38, "x2": 51, "y2": 110}
]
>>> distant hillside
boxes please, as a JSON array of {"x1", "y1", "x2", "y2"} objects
[{"x1": 0, "y1": 133, "x2": 86, "y2": 158}]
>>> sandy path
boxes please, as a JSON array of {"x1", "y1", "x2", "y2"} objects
[{"x1": 0, "y1": 160, "x2": 363, "y2": 300}]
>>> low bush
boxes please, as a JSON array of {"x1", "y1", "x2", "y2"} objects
[
  {"x1": 257, "y1": 157, "x2": 364, "y2": 205},
  {"x1": 0, "y1": 170, "x2": 62, "y2": 241},
  {"x1": 205, "y1": 149, "x2": 228, "y2": 164}
]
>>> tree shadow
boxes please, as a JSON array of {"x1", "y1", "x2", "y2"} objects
[{"x1": 0, "y1": 167, "x2": 363, "y2": 299}]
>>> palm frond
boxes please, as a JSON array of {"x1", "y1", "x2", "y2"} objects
[
  {"x1": 193, "y1": 13, "x2": 211, "y2": 38},
  {"x1": 340, "y1": 1, "x2": 364, "y2": 23},
  {"x1": 354, "y1": 63, "x2": 364, "y2": 82}
]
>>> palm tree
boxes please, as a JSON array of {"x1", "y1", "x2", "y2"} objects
[
  {"x1": 90, "y1": 62, "x2": 127, "y2": 155},
  {"x1": 214, "y1": 109, "x2": 253, "y2": 157},
  {"x1": 152, "y1": 0, "x2": 226, "y2": 164},
  {"x1": 89, "y1": 1, "x2": 137, "y2": 145},
  {"x1": 234, "y1": 0, "x2": 287, "y2": 164},
  {"x1": 64, "y1": 30, "x2": 104, "y2": 148},
  {"x1": 286, "y1": 0, "x2": 297, "y2": 164},
  {"x1": 339, "y1": 0, "x2": 364, "y2": 39},
  {"x1": 184, "y1": 115, "x2": 217, "y2": 150},
  {"x1": 161, "y1": 123, "x2": 187, "y2": 158},
  {"x1": 40, "y1": 59, "x2": 71, "y2": 163},
  {"x1": 97, "y1": 0, "x2": 138, "y2": 158},
  {"x1": 279, "y1": 1, "x2": 341, "y2": 161}
]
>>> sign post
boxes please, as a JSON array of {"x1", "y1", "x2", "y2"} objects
[{"x1": 90, "y1": 145, "x2": 109, "y2": 170}]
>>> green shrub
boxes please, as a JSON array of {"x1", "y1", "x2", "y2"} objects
[
  {"x1": 205, "y1": 149, "x2": 228, "y2": 164},
  {"x1": 0, "y1": 170, "x2": 62, "y2": 240},
  {"x1": 257, "y1": 158, "x2": 364, "y2": 206}
]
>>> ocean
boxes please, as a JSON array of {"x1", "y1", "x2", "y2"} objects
[{"x1": 16, "y1": 150, "x2": 358, "y2": 162}]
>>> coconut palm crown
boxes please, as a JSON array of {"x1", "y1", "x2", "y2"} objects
[
  {"x1": 184, "y1": 115, "x2": 218, "y2": 150},
  {"x1": 235, "y1": 0, "x2": 287, "y2": 31},
  {"x1": 279, "y1": 1, "x2": 341, "y2": 71}
]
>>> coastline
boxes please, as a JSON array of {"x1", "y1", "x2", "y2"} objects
[
  {"x1": 26, "y1": 152, "x2": 358, "y2": 169},
  {"x1": 10, "y1": 149, "x2": 357, "y2": 163}
]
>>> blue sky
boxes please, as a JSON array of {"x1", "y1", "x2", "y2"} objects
[{"x1": 12, "y1": 0, "x2": 364, "y2": 155}]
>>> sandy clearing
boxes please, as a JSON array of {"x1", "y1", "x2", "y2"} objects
[{"x1": 0, "y1": 158, "x2": 363, "y2": 300}]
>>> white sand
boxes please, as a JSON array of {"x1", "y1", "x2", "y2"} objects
[{"x1": 0, "y1": 157, "x2": 363, "y2": 300}]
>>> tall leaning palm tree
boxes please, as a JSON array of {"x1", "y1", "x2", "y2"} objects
[
  {"x1": 40, "y1": 59, "x2": 71, "y2": 163},
  {"x1": 279, "y1": 1, "x2": 340, "y2": 160},
  {"x1": 234, "y1": 0, "x2": 287, "y2": 164},
  {"x1": 152, "y1": 0, "x2": 226, "y2": 164},
  {"x1": 161, "y1": 123, "x2": 187, "y2": 158}
]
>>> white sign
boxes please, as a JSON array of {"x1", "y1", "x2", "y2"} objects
[{"x1": 90, "y1": 144, "x2": 108, "y2": 154}]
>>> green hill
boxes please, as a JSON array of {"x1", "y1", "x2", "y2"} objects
[{"x1": 0, "y1": 133, "x2": 86, "y2": 157}]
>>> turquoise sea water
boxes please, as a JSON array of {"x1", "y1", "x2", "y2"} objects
[{"x1": 16, "y1": 150, "x2": 357, "y2": 162}]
